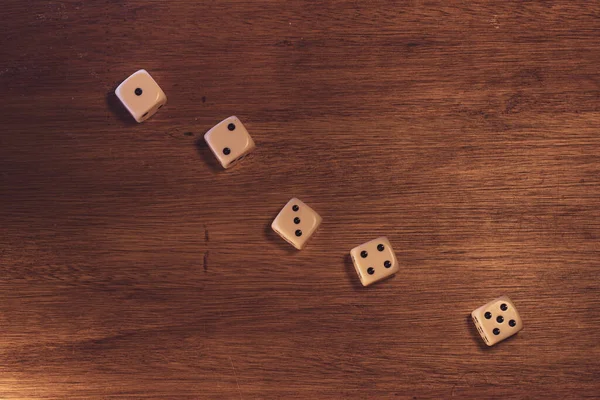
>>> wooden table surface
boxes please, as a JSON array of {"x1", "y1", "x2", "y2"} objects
[{"x1": 1, "y1": 1, "x2": 599, "y2": 399}]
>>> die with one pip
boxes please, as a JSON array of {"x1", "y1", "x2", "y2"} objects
[{"x1": 115, "y1": 69, "x2": 167, "y2": 123}]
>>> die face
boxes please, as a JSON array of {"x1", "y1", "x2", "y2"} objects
[
  {"x1": 350, "y1": 237, "x2": 399, "y2": 286},
  {"x1": 271, "y1": 198, "x2": 322, "y2": 250},
  {"x1": 471, "y1": 296, "x2": 523, "y2": 346},
  {"x1": 115, "y1": 70, "x2": 167, "y2": 123},
  {"x1": 204, "y1": 116, "x2": 255, "y2": 169}
]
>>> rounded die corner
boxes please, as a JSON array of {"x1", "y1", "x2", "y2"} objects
[
  {"x1": 498, "y1": 295, "x2": 515, "y2": 305},
  {"x1": 131, "y1": 69, "x2": 153, "y2": 80},
  {"x1": 314, "y1": 213, "x2": 323, "y2": 225}
]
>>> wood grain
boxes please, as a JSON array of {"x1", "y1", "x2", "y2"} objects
[{"x1": 1, "y1": 1, "x2": 599, "y2": 398}]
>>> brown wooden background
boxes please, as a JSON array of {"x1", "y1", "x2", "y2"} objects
[{"x1": 1, "y1": 1, "x2": 599, "y2": 399}]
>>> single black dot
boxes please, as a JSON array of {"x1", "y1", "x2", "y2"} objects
[
  {"x1": 493, "y1": 328, "x2": 500, "y2": 335},
  {"x1": 228, "y1": 123, "x2": 236, "y2": 131},
  {"x1": 295, "y1": 230, "x2": 302, "y2": 237},
  {"x1": 292, "y1": 205, "x2": 299, "y2": 212},
  {"x1": 360, "y1": 250, "x2": 368, "y2": 258},
  {"x1": 293, "y1": 217, "x2": 300, "y2": 224},
  {"x1": 500, "y1": 303, "x2": 508, "y2": 311},
  {"x1": 497, "y1": 316, "x2": 504, "y2": 323},
  {"x1": 384, "y1": 260, "x2": 392, "y2": 268},
  {"x1": 223, "y1": 147, "x2": 231, "y2": 155},
  {"x1": 377, "y1": 244, "x2": 385, "y2": 251},
  {"x1": 135, "y1": 88, "x2": 143, "y2": 96},
  {"x1": 509, "y1": 320, "x2": 516, "y2": 327},
  {"x1": 484, "y1": 312, "x2": 492, "y2": 319},
  {"x1": 367, "y1": 267, "x2": 375, "y2": 275}
]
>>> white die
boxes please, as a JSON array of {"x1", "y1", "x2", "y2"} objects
[
  {"x1": 115, "y1": 69, "x2": 167, "y2": 123},
  {"x1": 471, "y1": 295, "x2": 523, "y2": 346},
  {"x1": 350, "y1": 237, "x2": 399, "y2": 286},
  {"x1": 271, "y1": 198, "x2": 322, "y2": 250},
  {"x1": 204, "y1": 116, "x2": 256, "y2": 169}
]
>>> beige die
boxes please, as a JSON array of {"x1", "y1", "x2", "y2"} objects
[
  {"x1": 204, "y1": 116, "x2": 255, "y2": 169},
  {"x1": 271, "y1": 198, "x2": 322, "y2": 250},
  {"x1": 471, "y1": 295, "x2": 523, "y2": 346},
  {"x1": 115, "y1": 69, "x2": 167, "y2": 123},
  {"x1": 350, "y1": 237, "x2": 399, "y2": 286}
]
